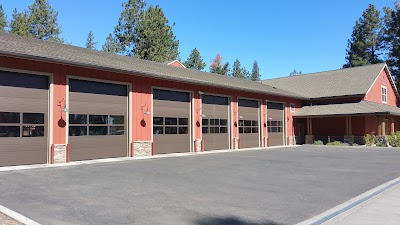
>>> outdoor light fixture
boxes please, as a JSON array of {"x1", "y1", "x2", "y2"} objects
[
  {"x1": 141, "y1": 103, "x2": 151, "y2": 116},
  {"x1": 198, "y1": 91, "x2": 203, "y2": 95},
  {"x1": 201, "y1": 114, "x2": 206, "y2": 117},
  {"x1": 239, "y1": 116, "x2": 243, "y2": 119},
  {"x1": 62, "y1": 104, "x2": 69, "y2": 113},
  {"x1": 57, "y1": 98, "x2": 69, "y2": 113},
  {"x1": 269, "y1": 117, "x2": 273, "y2": 120}
]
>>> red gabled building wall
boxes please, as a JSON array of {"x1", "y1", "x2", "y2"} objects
[{"x1": 364, "y1": 67, "x2": 398, "y2": 106}]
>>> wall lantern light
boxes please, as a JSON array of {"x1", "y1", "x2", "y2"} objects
[
  {"x1": 57, "y1": 98, "x2": 69, "y2": 113},
  {"x1": 141, "y1": 103, "x2": 151, "y2": 116},
  {"x1": 239, "y1": 116, "x2": 244, "y2": 119}
]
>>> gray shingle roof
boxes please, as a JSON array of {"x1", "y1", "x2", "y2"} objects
[
  {"x1": 0, "y1": 33, "x2": 305, "y2": 99},
  {"x1": 293, "y1": 100, "x2": 400, "y2": 117},
  {"x1": 261, "y1": 63, "x2": 387, "y2": 99}
]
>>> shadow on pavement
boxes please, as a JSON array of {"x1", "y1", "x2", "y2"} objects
[{"x1": 193, "y1": 216, "x2": 286, "y2": 225}]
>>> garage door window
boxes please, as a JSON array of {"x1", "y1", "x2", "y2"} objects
[
  {"x1": 267, "y1": 121, "x2": 283, "y2": 132},
  {"x1": 153, "y1": 117, "x2": 189, "y2": 135},
  {"x1": 69, "y1": 114, "x2": 125, "y2": 136},
  {"x1": 202, "y1": 119, "x2": 228, "y2": 133},
  {"x1": 0, "y1": 112, "x2": 44, "y2": 137},
  {"x1": 239, "y1": 120, "x2": 258, "y2": 133}
]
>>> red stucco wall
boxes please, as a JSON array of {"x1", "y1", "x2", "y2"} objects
[
  {"x1": 311, "y1": 117, "x2": 346, "y2": 136},
  {"x1": 364, "y1": 68, "x2": 398, "y2": 106},
  {"x1": 365, "y1": 116, "x2": 378, "y2": 134},
  {"x1": 351, "y1": 116, "x2": 365, "y2": 136}
]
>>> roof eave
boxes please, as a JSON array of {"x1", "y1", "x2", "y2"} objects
[{"x1": 0, "y1": 51, "x2": 308, "y2": 100}]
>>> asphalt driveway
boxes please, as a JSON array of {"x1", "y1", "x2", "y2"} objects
[{"x1": 1, "y1": 146, "x2": 400, "y2": 225}]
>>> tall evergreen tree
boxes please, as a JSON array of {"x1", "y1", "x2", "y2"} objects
[
  {"x1": 383, "y1": 3, "x2": 400, "y2": 87},
  {"x1": 10, "y1": 9, "x2": 30, "y2": 37},
  {"x1": 209, "y1": 53, "x2": 229, "y2": 75},
  {"x1": 231, "y1": 59, "x2": 244, "y2": 78},
  {"x1": 231, "y1": 58, "x2": 249, "y2": 79},
  {"x1": 28, "y1": 0, "x2": 63, "y2": 42},
  {"x1": 183, "y1": 48, "x2": 206, "y2": 70},
  {"x1": 101, "y1": 33, "x2": 121, "y2": 54},
  {"x1": 250, "y1": 60, "x2": 261, "y2": 81},
  {"x1": 9, "y1": 0, "x2": 63, "y2": 42},
  {"x1": 135, "y1": 5, "x2": 179, "y2": 62},
  {"x1": 114, "y1": 0, "x2": 146, "y2": 56},
  {"x1": 0, "y1": 4, "x2": 7, "y2": 32},
  {"x1": 85, "y1": 31, "x2": 97, "y2": 50},
  {"x1": 344, "y1": 4, "x2": 383, "y2": 68}
]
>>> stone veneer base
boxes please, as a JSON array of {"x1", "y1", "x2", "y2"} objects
[
  {"x1": 133, "y1": 141, "x2": 152, "y2": 157},
  {"x1": 54, "y1": 144, "x2": 67, "y2": 164}
]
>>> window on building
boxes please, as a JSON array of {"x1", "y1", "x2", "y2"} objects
[
  {"x1": 238, "y1": 120, "x2": 258, "y2": 133},
  {"x1": 267, "y1": 120, "x2": 284, "y2": 133},
  {"x1": 382, "y1": 86, "x2": 387, "y2": 103},
  {"x1": 290, "y1": 103, "x2": 295, "y2": 112},
  {"x1": 153, "y1": 117, "x2": 189, "y2": 135},
  {"x1": 69, "y1": 114, "x2": 125, "y2": 136},
  {"x1": 202, "y1": 119, "x2": 228, "y2": 134},
  {"x1": 0, "y1": 112, "x2": 45, "y2": 137}
]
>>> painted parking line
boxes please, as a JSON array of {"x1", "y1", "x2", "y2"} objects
[{"x1": 0, "y1": 205, "x2": 41, "y2": 225}]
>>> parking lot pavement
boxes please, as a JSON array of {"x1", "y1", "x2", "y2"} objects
[{"x1": 0, "y1": 146, "x2": 400, "y2": 225}]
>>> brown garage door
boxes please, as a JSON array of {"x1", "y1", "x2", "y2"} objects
[
  {"x1": 267, "y1": 102, "x2": 285, "y2": 146},
  {"x1": 238, "y1": 98, "x2": 260, "y2": 148},
  {"x1": 153, "y1": 89, "x2": 191, "y2": 154},
  {"x1": 68, "y1": 79, "x2": 128, "y2": 161},
  {"x1": 0, "y1": 70, "x2": 48, "y2": 166},
  {"x1": 202, "y1": 95, "x2": 230, "y2": 151}
]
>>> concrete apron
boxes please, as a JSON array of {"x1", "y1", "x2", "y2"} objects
[
  {"x1": 0, "y1": 145, "x2": 300, "y2": 172},
  {"x1": 297, "y1": 176, "x2": 400, "y2": 225}
]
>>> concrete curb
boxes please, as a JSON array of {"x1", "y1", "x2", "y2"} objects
[
  {"x1": 0, "y1": 205, "x2": 41, "y2": 225},
  {"x1": 0, "y1": 145, "x2": 301, "y2": 172},
  {"x1": 296, "y1": 176, "x2": 400, "y2": 225}
]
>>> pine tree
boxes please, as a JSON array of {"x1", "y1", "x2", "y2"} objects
[
  {"x1": 289, "y1": 69, "x2": 302, "y2": 76},
  {"x1": 209, "y1": 53, "x2": 229, "y2": 75},
  {"x1": 231, "y1": 59, "x2": 243, "y2": 78},
  {"x1": 231, "y1": 59, "x2": 249, "y2": 79},
  {"x1": 10, "y1": 9, "x2": 31, "y2": 37},
  {"x1": 250, "y1": 60, "x2": 261, "y2": 81},
  {"x1": 28, "y1": 0, "x2": 63, "y2": 42},
  {"x1": 9, "y1": 0, "x2": 63, "y2": 42},
  {"x1": 383, "y1": 3, "x2": 400, "y2": 87},
  {"x1": 0, "y1": 4, "x2": 7, "y2": 32},
  {"x1": 85, "y1": 31, "x2": 97, "y2": 50},
  {"x1": 183, "y1": 48, "x2": 206, "y2": 70},
  {"x1": 101, "y1": 33, "x2": 121, "y2": 54},
  {"x1": 135, "y1": 5, "x2": 179, "y2": 62},
  {"x1": 344, "y1": 4, "x2": 383, "y2": 68},
  {"x1": 114, "y1": 0, "x2": 146, "y2": 56}
]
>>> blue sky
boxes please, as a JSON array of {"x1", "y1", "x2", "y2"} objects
[{"x1": 1, "y1": 0, "x2": 396, "y2": 79}]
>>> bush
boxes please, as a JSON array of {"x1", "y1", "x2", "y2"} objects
[
  {"x1": 376, "y1": 135, "x2": 388, "y2": 147},
  {"x1": 388, "y1": 132, "x2": 400, "y2": 147},
  {"x1": 326, "y1": 141, "x2": 342, "y2": 146},
  {"x1": 314, "y1": 140, "x2": 323, "y2": 145},
  {"x1": 364, "y1": 133, "x2": 376, "y2": 146}
]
